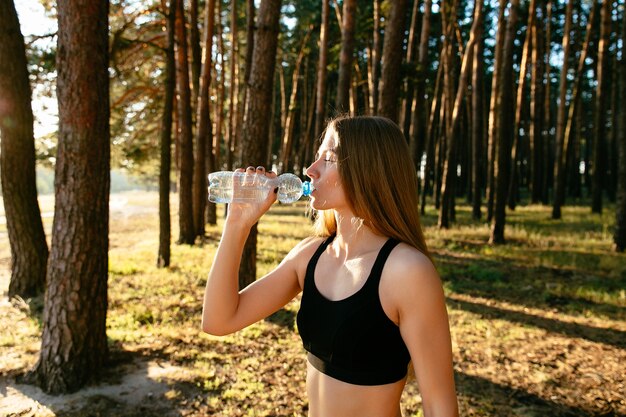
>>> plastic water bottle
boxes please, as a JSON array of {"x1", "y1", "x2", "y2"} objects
[{"x1": 208, "y1": 171, "x2": 313, "y2": 204}]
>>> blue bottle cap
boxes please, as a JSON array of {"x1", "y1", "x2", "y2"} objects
[{"x1": 302, "y1": 181, "x2": 313, "y2": 197}]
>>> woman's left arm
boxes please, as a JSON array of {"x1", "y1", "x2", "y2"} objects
[{"x1": 386, "y1": 248, "x2": 459, "y2": 417}]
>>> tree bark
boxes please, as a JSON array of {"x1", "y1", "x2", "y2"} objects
[
  {"x1": 614, "y1": 6, "x2": 626, "y2": 252},
  {"x1": 410, "y1": 0, "x2": 433, "y2": 170},
  {"x1": 542, "y1": 1, "x2": 552, "y2": 205},
  {"x1": 591, "y1": 0, "x2": 611, "y2": 214},
  {"x1": 175, "y1": 0, "x2": 196, "y2": 244},
  {"x1": 530, "y1": 3, "x2": 545, "y2": 204},
  {"x1": 239, "y1": 0, "x2": 282, "y2": 289},
  {"x1": 158, "y1": 0, "x2": 177, "y2": 268},
  {"x1": 368, "y1": 0, "x2": 382, "y2": 115},
  {"x1": 235, "y1": 0, "x2": 256, "y2": 168},
  {"x1": 227, "y1": 0, "x2": 239, "y2": 171},
  {"x1": 378, "y1": 0, "x2": 408, "y2": 122},
  {"x1": 0, "y1": 0, "x2": 49, "y2": 299},
  {"x1": 551, "y1": 0, "x2": 574, "y2": 219},
  {"x1": 192, "y1": 0, "x2": 216, "y2": 238},
  {"x1": 190, "y1": 0, "x2": 201, "y2": 108},
  {"x1": 29, "y1": 0, "x2": 110, "y2": 393},
  {"x1": 608, "y1": 52, "x2": 619, "y2": 203},
  {"x1": 507, "y1": 0, "x2": 535, "y2": 210},
  {"x1": 421, "y1": 55, "x2": 444, "y2": 214},
  {"x1": 490, "y1": 0, "x2": 520, "y2": 244},
  {"x1": 486, "y1": 0, "x2": 507, "y2": 222},
  {"x1": 335, "y1": 0, "x2": 356, "y2": 113},
  {"x1": 215, "y1": 1, "x2": 225, "y2": 171},
  {"x1": 400, "y1": 0, "x2": 421, "y2": 141},
  {"x1": 314, "y1": 0, "x2": 330, "y2": 141},
  {"x1": 199, "y1": 0, "x2": 217, "y2": 226},
  {"x1": 471, "y1": 1, "x2": 485, "y2": 220}
]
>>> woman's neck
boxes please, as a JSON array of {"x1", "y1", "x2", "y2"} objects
[{"x1": 331, "y1": 210, "x2": 387, "y2": 260}]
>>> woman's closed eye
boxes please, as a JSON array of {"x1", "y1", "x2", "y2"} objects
[{"x1": 316, "y1": 150, "x2": 337, "y2": 163}]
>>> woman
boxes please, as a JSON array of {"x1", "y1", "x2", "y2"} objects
[{"x1": 202, "y1": 115, "x2": 459, "y2": 417}]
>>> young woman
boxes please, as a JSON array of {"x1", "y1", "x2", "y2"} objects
[{"x1": 202, "y1": 115, "x2": 459, "y2": 417}]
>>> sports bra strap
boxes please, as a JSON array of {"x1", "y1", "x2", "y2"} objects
[
  {"x1": 362, "y1": 238, "x2": 400, "y2": 292},
  {"x1": 304, "y1": 234, "x2": 336, "y2": 289}
]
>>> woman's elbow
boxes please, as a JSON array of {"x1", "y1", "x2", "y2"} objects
[{"x1": 201, "y1": 318, "x2": 232, "y2": 336}]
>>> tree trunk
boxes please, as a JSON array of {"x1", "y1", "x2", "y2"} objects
[
  {"x1": 486, "y1": 0, "x2": 507, "y2": 222},
  {"x1": 235, "y1": 0, "x2": 256, "y2": 167},
  {"x1": 279, "y1": 62, "x2": 287, "y2": 136},
  {"x1": 335, "y1": 0, "x2": 356, "y2": 113},
  {"x1": 29, "y1": 0, "x2": 110, "y2": 393},
  {"x1": 441, "y1": 2, "x2": 456, "y2": 145},
  {"x1": 267, "y1": 71, "x2": 279, "y2": 167},
  {"x1": 420, "y1": 50, "x2": 444, "y2": 215},
  {"x1": 192, "y1": 0, "x2": 217, "y2": 239},
  {"x1": 158, "y1": 0, "x2": 177, "y2": 268},
  {"x1": 227, "y1": 0, "x2": 239, "y2": 171},
  {"x1": 410, "y1": 0, "x2": 433, "y2": 170},
  {"x1": 368, "y1": 0, "x2": 382, "y2": 115},
  {"x1": 608, "y1": 52, "x2": 619, "y2": 203},
  {"x1": 400, "y1": 0, "x2": 421, "y2": 141},
  {"x1": 614, "y1": 6, "x2": 626, "y2": 252},
  {"x1": 199, "y1": 0, "x2": 217, "y2": 226},
  {"x1": 530, "y1": 3, "x2": 545, "y2": 204},
  {"x1": 215, "y1": 1, "x2": 225, "y2": 171},
  {"x1": 569, "y1": 94, "x2": 583, "y2": 199},
  {"x1": 507, "y1": 0, "x2": 535, "y2": 210},
  {"x1": 542, "y1": 1, "x2": 552, "y2": 205},
  {"x1": 175, "y1": 0, "x2": 196, "y2": 244},
  {"x1": 553, "y1": 0, "x2": 597, "y2": 217},
  {"x1": 314, "y1": 0, "x2": 330, "y2": 141},
  {"x1": 591, "y1": 0, "x2": 611, "y2": 214},
  {"x1": 551, "y1": 0, "x2": 574, "y2": 218},
  {"x1": 378, "y1": 0, "x2": 408, "y2": 122},
  {"x1": 239, "y1": 0, "x2": 282, "y2": 289},
  {"x1": 471, "y1": 1, "x2": 485, "y2": 220},
  {"x1": 0, "y1": 0, "x2": 49, "y2": 299},
  {"x1": 299, "y1": 66, "x2": 318, "y2": 171},
  {"x1": 439, "y1": 0, "x2": 482, "y2": 229},
  {"x1": 190, "y1": 0, "x2": 201, "y2": 108},
  {"x1": 490, "y1": 0, "x2": 520, "y2": 244}
]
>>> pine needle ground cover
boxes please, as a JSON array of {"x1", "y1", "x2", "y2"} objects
[{"x1": 0, "y1": 191, "x2": 624, "y2": 416}]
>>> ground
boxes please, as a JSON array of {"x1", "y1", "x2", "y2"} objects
[{"x1": 0, "y1": 191, "x2": 625, "y2": 416}]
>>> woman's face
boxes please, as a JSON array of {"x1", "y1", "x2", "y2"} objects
[{"x1": 305, "y1": 128, "x2": 348, "y2": 211}]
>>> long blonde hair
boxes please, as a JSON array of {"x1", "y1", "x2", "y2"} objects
[{"x1": 312, "y1": 115, "x2": 431, "y2": 259}]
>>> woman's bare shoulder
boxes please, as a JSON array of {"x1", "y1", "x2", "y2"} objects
[
  {"x1": 383, "y1": 242, "x2": 441, "y2": 293},
  {"x1": 283, "y1": 235, "x2": 327, "y2": 263}
]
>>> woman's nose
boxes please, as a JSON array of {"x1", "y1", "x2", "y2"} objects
[{"x1": 305, "y1": 162, "x2": 317, "y2": 179}]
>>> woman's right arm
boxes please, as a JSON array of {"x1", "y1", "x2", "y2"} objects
[{"x1": 201, "y1": 167, "x2": 311, "y2": 336}]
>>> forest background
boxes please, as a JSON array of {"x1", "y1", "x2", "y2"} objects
[{"x1": 0, "y1": 0, "x2": 625, "y2": 416}]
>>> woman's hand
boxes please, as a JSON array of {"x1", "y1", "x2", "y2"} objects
[{"x1": 224, "y1": 166, "x2": 278, "y2": 230}]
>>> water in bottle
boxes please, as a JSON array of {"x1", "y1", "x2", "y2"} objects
[{"x1": 208, "y1": 171, "x2": 313, "y2": 204}]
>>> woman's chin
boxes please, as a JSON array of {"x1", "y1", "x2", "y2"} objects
[{"x1": 309, "y1": 197, "x2": 326, "y2": 211}]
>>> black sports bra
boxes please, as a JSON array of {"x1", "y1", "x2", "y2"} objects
[{"x1": 296, "y1": 234, "x2": 411, "y2": 385}]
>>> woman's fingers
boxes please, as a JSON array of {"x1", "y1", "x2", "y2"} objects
[
  {"x1": 233, "y1": 165, "x2": 274, "y2": 187},
  {"x1": 244, "y1": 166, "x2": 255, "y2": 186}
]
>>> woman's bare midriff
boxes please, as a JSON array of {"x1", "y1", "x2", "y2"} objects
[{"x1": 305, "y1": 361, "x2": 406, "y2": 417}]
